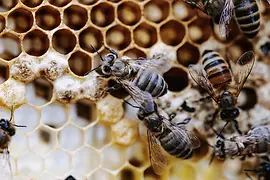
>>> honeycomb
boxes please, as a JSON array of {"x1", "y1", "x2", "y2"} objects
[{"x1": 0, "y1": 0, "x2": 270, "y2": 180}]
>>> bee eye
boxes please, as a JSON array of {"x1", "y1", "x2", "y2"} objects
[
  {"x1": 103, "y1": 65, "x2": 111, "y2": 73},
  {"x1": 107, "y1": 54, "x2": 115, "y2": 62}
]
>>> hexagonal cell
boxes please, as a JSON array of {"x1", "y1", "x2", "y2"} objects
[
  {"x1": 134, "y1": 23, "x2": 157, "y2": 48},
  {"x1": 79, "y1": 27, "x2": 103, "y2": 53},
  {"x1": 45, "y1": 149, "x2": 71, "y2": 176},
  {"x1": 0, "y1": 33, "x2": 21, "y2": 60},
  {"x1": 9, "y1": 131, "x2": 28, "y2": 158},
  {"x1": 118, "y1": 1, "x2": 141, "y2": 26},
  {"x1": 64, "y1": 5, "x2": 88, "y2": 30},
  {"x1": 85, "y1": 123, "x2": 111, "y2": 149},
  {"x1": 160, "y1": 20, "x2": 186, "y2": 46},
  {"x1": 117, "y1": 167, "x2": 140, "y2": 180},
  {"x1": 101, "y1": 144, "x2": 126, "y2": 170},
  {"x1": 21, "y1": 0, "x2": 43, "y2": 8},
  {"x1": 127, "y1": 140, "x2": 149, "y2": 168},
  {"x1": 0, "y1": 61, "x2": 9, "y2": 85},
  {"x1": 172, "y1": 0, "x2": 197, "y2": 21},
  {"x1": 36, "y1": 6, "x2": 61, "y2": 30},
  {"x1": 163, "y1": 67, "x2": 189, "y2": 92},
  {"x1": 70, "y1": 99, "x2": 97, "y2": 127},
  {"x1": 52, "y1": 29, "x2": 76, "y2": 55},
  {"x1": 188, "y1": 17, "x2": 212, "y2": 44},
  {"x1": 23, "y1": 29, "x2": 49, "y2": 56},
  {"x1": 68, "y1": 51, "x2": 92, "y2": 76},
  {"x1": 0, "y1": 0, "x2": 18, "y2": 12},
  {"x1": 144, "y1": 0, "x2": 169, "y2": 23},
  {"x1": 106, "y1": 25, "x2": 131, "y2": 50},
  {"x1": 89, "y1": 169, "x2": 115, "y2": 180},
  {"x1": 0, "y1": 15, "x2": 5, "y2": 33},
  {"x1": 177, "y1": 42, "x2": 200, "y2": 67},
  {"x1": 28, "y1": 126, "x2": 57, "y2": 156},
  {"x1": 144, "y1": 167, "x2": 161, "y2": 180},
  {"x1": 123, "y1": 48, "x2": 146, "y2": 59},
  {"x1": 169, "y1": 162, "x2": 196, "y2": 179},
  {"x1": 91, "y1": 2, "x2": 115, "y2": 27},
  {"x1": 17, "y1": 151, "x2": 44, "y2": 177},
  {"x1": 41, "y1": 101, "x2": 67, "y2": 128},
  {"x1": 48, "y1": 0, "x2": 71, "y2": 7},
  {"x1": 78, "y1": 0, "x2": 98, "y2": 5},
  {"x1": 58, "y1": 124, "x2": 84, "y2": 151},
  {"x1": 72, "y1": 146, "x2": 100, "y2": 174},
  {"x1": 14, "y1": 104, "x2": 40, "y2": 133},
  {"x1": 26, "y1": 77, "x2": 53, "y2": 106},
  {"x1": 36, "y1": 172, "x2": 57, "y2": 180},
  {"x1": 108, "y1": 79, "x2": 129, "y2": 99},
  {"x1": 7, "y1": 8, "x2": 33, "y2": 33}
]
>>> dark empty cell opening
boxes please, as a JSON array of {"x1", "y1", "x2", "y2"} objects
[
  {"x1": 36, "y1": 6, "x2": 61, "y2": 30},
  {"x1": 39, "y1": 128, "x2": 51, "y2": 143},
  {"x1": 108, "y1": 79, "x2": 129, "y2": 99},
  {"x1": 7, "y1": 8, "x2": 33, "y2": 33},
  {"x1": 0, "y1": 62, "x2": 9, "y2": 84},
  {"x1": 123, "y1": 48, "x2": 146, "y2": 59},
  {"x1": 52, "y1": 29, "x2": 76, "y2": 55},
  {"x1": 91, "y1": 3, "x2": 115, "y2": 27},
  {"x1": 0, "y1": 0, "x2": 18, "y2": 12},
  {"x1": 188, "y1": 17, "x2": 211, "y2": 44},
  {"x1": 129, "y1": 158, "x2": 143, "y2": 167},
  {"x1": 78, "y1": 0, "x2": 98, "y2": 5},
  {"x1": 160, "y1": 20, "x2": 185, "y2": 46},
  {"x1": 144, "y1": 167, "x2": 160, "y2": 179},
  {"x1": 106, "y1": 25, "x2": 131, "y2": 50},
  {"x1": 76, "y1": 99, "x2": 97, "y2": 122},
  {"x1": 239, "y1": 87, "x2": 257, "y2": 111},
  {"x1": 177, "y1": 42, "x2": 200, "y2": 67},
  {"x1": 192, "y1": 136, "x2": 209, "y2": 159},
  {"x1": 227, "y1": 37, "x2": 253, "y2": 62},
  {"x1": 163, "y1": 67, "x2": 189, "y2": 92},
  {"x1": 48, "y1": 0, "x2": 71, "y2": 7},
  {"x1": 120, "y1": 168, "x2": 135, "y2": 180},
  {"x1": 134, "y1": 23, "x2": 157, "y2": 48},
  {"x1": 23, "y1": 30, "x2": 49, "y2": 56},
  {"x1": 33, "y1": 77, "x2": 53, "y2": 101},
  {"x1": 21, "y1": 0, "x2": 43, "y2": 7},
  {"x1": 0, "y1": 15, "x2": 5, "y2": 33},
  {"x1": 0, "y1": 33, "x2": 21, "y2": 60},
  {"x1": 118, "y1": 1, "x2": 141, "y2": 26},
  {"x1": 69, "y1": 51, "x2": 92, "y2": 76},
  {"x1": 64, "y1": 5, "x2": 88, "y2": 30},
  {"x1": 144, "y1": 0, "x2": 169, "y2": 23},
  {"x1": 79, "y1": 27, "x2": 103, "y2": 53}
]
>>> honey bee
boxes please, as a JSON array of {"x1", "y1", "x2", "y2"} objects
[
  {"x1": 86, "y1": 46, "x2": 171, "y2": 98},
  {"x1": 183, "y1": 0, "x2": 262, "y2": 38},
  {"x1": 189, "y1": 50, "x2": 255, "y2": 136},
  {"x1": 122, "y1": 80, "x2": 200, "y2": 175}
]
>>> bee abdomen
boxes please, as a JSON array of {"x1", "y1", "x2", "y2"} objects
[
  {"x1": 134, "y1": 70, "x2": 167, "y2": 97},
  {"x1": 234, "y1": 0, "x2": 260, "y2": 39},
  {"x1": 202, "y1": 50, "x2": 232, "y2": 89}
]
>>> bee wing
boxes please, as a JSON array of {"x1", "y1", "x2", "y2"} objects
[
  {"x1": 266, "y1": 0, "x2": 270, "y2": 4},
  {"x1": 0, "y1": 150, "x2": 12, "y2": 180},
  {"x1": 147, "y1": 130, "x2": 168, "y2": 175},
  {"x1": 128, "y1": 54, "x2": 172, "y2": 74},
  {"x1": 231, "y1": 51, "x2": 255, "y2": 97},
  {"x1": 182, "y1": 0, "x2": 207, "y2": 13},
  {"x1": 119, "y1": 80, "x2": 155, "y2": 113},
  {"x1": 219, "y1": 0, "x2": 234, "y2": 38},
  {"x1": 188, "y1": 64, "x2": 219, "y2": 103}
]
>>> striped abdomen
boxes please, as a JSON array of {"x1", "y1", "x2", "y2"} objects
[
  {"x1": 202, "y1": 50, "x2": 232, "y2": 89},
  {"x1": 157, "y1": 128, "x2": 193, "y2": 159},
  {"x1": 133, "y1": 70, "x2": 167, "y2": 97},
  {"x1": 234, "y1": 0, "x2": 260, "y2": 39}
]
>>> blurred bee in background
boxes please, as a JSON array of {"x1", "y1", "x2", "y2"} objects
[
  {"x1": 0, "y1": 106, "x2": 26, "y2": 180},
  {"x1": 244, "y1": 156, "x2": 270, "y2": 180},
  {"x1": 86, "y1": 45, "x2": 172, "y2": 98},
  {"x1": 122, "y1": 80, "x2": 201, "y2": 175},
  {"x1": 189, "y1": 50, "x2": 255, "y2": 136},
  {"x1": 183, "y1": 0, "x2": 261, "y2": 39}
]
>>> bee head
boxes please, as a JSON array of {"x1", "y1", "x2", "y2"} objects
[
  {"x1": 219, "y1": 91, "x2": 236, "y2": 109},
  {"x1": 214, "y1": 140, "x2": 226, "y2": 160},
  {"x1": 262, "y1": 163, "x2": 270, "y2": 172},
  {"x1": 220, "y1": 108, "x2": 239, "y2": 120},
  {"x1": 0, "y1": 119, "x2": 15, "y2": 136},
  {"x1": 260, "y1": 41, "x2": 270, "y2": 56}
]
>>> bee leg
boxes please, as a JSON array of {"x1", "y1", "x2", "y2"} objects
[
  {"x1": 233, "y1": 120, "x2": 243, "y2": 135},
  {"x1": 9, "y1": 105, "x2": 14, "y2": 122},
  {"x1": 123, "y1": 99, "x2": 140, "y2": 109},
  {"x1": 106, "y1": 83, "x2": 122, "y2": 92},
  {"x1": 176, "y1": 118, "x2": 191, "y2": 126},
  {"x1": 244, "y1": 170, "x2": 254, "y2": 180},
  {"x1": 217, "y1": 121, "x2": 230, "y2": 138}
]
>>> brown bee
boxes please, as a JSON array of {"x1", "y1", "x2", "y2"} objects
[{"x1": 189, "y1": 50, "x2": 255, "y2": 136}]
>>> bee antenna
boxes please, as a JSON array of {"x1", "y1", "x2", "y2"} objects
[
  {"x1": 90, "y1": 45, "x2": 105, "y2": 61},
  {"x1": 84, "y1": 64, "x2": 102, "y2": 76},
  {"x1": 209, "y1": 152, "x2": 215, "y2": 165},
  {"x1": 103, "y1": 45, "x2": 118, "y2": 58},
  {"x1": 12, "y1": 124, "x2": 26, "y2": 128}
]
